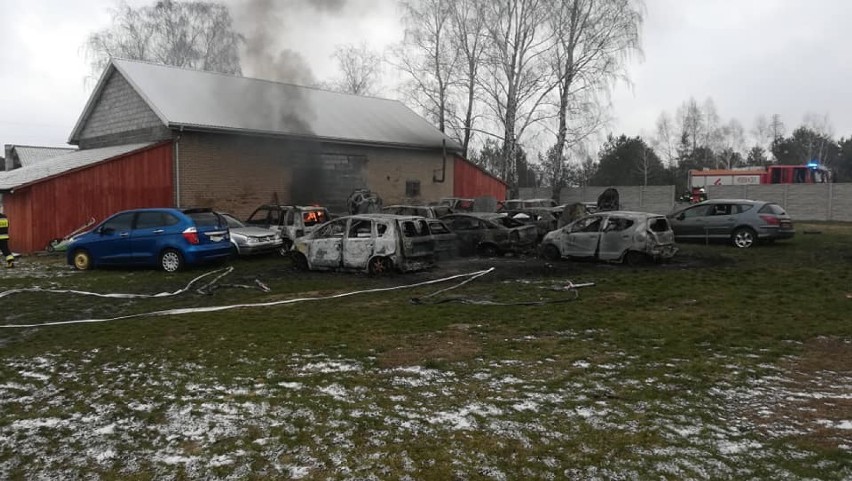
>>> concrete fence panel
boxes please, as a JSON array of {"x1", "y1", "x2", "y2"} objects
[{"x1": 831, "y1": 184, "x2": 852, "y2": 222}]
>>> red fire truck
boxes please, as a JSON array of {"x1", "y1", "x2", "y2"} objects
[{"x1": 687, "y1": 163, "x2": 832, "y2": 202}]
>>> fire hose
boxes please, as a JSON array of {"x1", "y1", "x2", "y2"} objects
[{"x1": 0, "y1": 268, "x2": 593, "y2": 329}]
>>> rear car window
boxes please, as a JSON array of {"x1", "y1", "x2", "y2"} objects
[
  {"x1": 187, "y1": 211, "x2": 224, "y2": 228},
  {"x1": 401, "y1": 220, "x2": 430, "y2": 237},
  {"x1": 649, "y1": 218, "x2": 669, "y2": 232},
  {"x1": 303, "y1": 209, "x2": 328, "y2": 227},
  {"x1": 428, "y1": 221, "x2": 451, "y2": 234},
  {"x1": 758, "y1": 203, "x2": 786, "y2": 215}
]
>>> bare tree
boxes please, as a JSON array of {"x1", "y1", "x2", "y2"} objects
[
  {"x1": 717, "y1": 118, "x2": 745, "y2": 169},
  {"x1": 769, "y1": 113, "x2": 785, "y2": 142},
  {"x1": 395, "y1": 0, "x2": 459, "y2": 132},
  {"x1": 325, "y1": 43, "x2": 383, "y2": 96},
  {"x1": 448, "y1": 0, "x2": 488, "y2": 157},
  {"x1": 480, "y1": 0, "x2": 555, "y2": 186},
  {"x1": 545, "y1": 0, "x2": 643, "y2": 192},
  {"x1": 84, "y1": 0, "x2": 243, "y2": 80},
  {"x1": 652, "y1": 111, "x2": 677, "y2": 167},
  {"x1": 676, "y1": 98, "x2": 703, "y2": 154}
]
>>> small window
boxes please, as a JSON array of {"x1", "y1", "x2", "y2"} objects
[
  {"x1": 302, "y1": 209, "x2": 328, "y2": 227},
  {"x1": 405, "y1": 180, "x2": 421, "y2": 197},
  {"x1": 428, "y1": 221, "x2": 450, "y2": 235},
  {"x1": 348, "y1": 219, "x2": 372, "y2": 238},
  {"x1": 571, "y1": 216, "x2": 603, "y2": 233},
  {"x1": 758, "y1": 203, "x2": 786, "y2": 215},
  {"x1": 605, "y1": 217, "x2": 634, "y2": 232},
  {"x1": 450, "y1": 217, "x2": 478, "y2": 231},
  {"x1": 103, "y1": 212, "x2": 135, "y2": 232},
  {"x1": 710, "y1": 204, "x2": 732, "y2": 216},
  {"x1": 377, "y1": 223, "x2": 390, "y2": 237},
  {"x1": 286, "y1": 209, "x2": 295, "y2": 226},
  {"x1": 187, "y1": 211, "x2": 224, "y2": 228},
  {"x1": 316, "y1": 219, "x2": 346, "y2": 238},
  {"x1": 681, "y1": 206, "x2": 710, "y2": 218},
  {"x1": 135, "y1": 212, "x2": 167, "y2": 230},
  {"x1": 648, "y1": 218, "x2": 669, "y2": 233}
]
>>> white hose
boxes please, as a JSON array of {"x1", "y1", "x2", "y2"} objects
[
  {"x1": 0, "y1": 268, "x2": 495, "y2": 329},
  {"x1": 0, "y1": 267, "x2": 235, "y2": 300}
]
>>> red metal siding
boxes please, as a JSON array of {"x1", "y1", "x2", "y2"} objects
[
  {"x1": 6, "y1": 142, "x2": 173, "y2": 253},
  {"x1": 453, "y1": 156, "x2": 507, "y2": 201}
]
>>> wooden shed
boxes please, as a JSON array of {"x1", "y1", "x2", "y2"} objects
[{"x1": 0, "y1": 142, "x2": 172, "y2": 253}]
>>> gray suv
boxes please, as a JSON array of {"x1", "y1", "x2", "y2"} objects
[{"x1": 667, "y1": 199, "x2": 794, "y2": 248}]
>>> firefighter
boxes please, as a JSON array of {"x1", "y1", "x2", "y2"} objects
[{"x1": 0, "y1": 211, "x2": 13, "y2": 268}]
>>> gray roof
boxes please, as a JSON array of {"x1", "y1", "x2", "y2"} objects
[
  {"x1": 13, "y1": 146, "x2": 77, "y2": 167},
  {"x1": 0, "y1": 143, "x2": 154, "y2": 192},
  {"x1": 70, "y1": 59, "x2": 461, "y2": 151}
]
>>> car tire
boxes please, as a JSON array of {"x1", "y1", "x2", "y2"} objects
[
  {"x1": 292, "y1": 253, "x2": 309, "y2": 271},
  {"x1": 731, "y1": 227, "x2": 757, "y2": 248},
  {"x1": 160, "y1": 249, "x2": 184, "y2": 272},
  {"x1": 477, "y1": 243, "x2": 500, "y2": 258},
  {"x1": 72, "y1": 249, "x2": 93, "y2": 271},
  {"x1": 368, "y1": 256, "x2": 392, "y2": 275},
  {"x1": 279, "y1": 239, "x2": 293, "y2": 257},
  {"x1": 623, "y1": 250, "x2": 648, "y2": 266},
  {"x1": 542, "y1": 244, "x2": 561, "y2": 261}
]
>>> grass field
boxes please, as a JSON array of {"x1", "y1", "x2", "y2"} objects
[{"x1": 1, "y1": 223, "x2": 850, "y2": 480}]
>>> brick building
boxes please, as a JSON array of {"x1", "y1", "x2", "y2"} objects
[{"x1": 0, "y1": 59, "x2": 506, "y2": 253}]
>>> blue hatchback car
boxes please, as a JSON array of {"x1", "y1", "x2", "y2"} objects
[{"x1": 67, "y1": 208, "x2": 232, "y2": 272}]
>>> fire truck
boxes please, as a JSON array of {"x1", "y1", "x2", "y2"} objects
[{"x1": 687, "y1": 163, "x2": 832, "y2": 202}]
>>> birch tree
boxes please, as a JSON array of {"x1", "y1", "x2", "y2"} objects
[
  {"x1": 480, "y1": 0, "x2": 554, "y2": 186},
  {"x1": 396, "y1": 0, "x2": 459, "y2": 133},
  {"x1": 327, "y1": 43, "x2": 383, "y2": 96},
  {"x1": 545, "y1": 0, "x2": 643, "y2": 191}
]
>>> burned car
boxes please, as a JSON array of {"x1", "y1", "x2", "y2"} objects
[
  {"x1": 382, "y1": 204, "x2": 454, "y2": 219},
  {"x1": 245, "y1": 204, "x2": 330, "y2": 252},
  {"x1": 441, "y1": 212, "x2": 538, "y2": 257},
  {"x1": 425, "y1": 218, "x2": 458, "y2": 259},
  {"x1": 291, "y1": 214, "x2": 435, "y2": 274},
  {"x1": 540, "y1": 211, "x2": 677, "y2": 264}
]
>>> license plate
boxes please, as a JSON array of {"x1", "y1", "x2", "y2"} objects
[{"x1": 209, "y1": 235, "x2": 224, "y2": 242}]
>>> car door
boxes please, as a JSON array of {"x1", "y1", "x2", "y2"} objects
[
  {"x1": 670, "y1": 205, "x2": 711, "y2": 238},
  {"x1": 562, "y1": 215, "x2": 604, "y2": 258},
  {"x1": 307, "y1": 218, "x2": 347, "y2": 268},
  {"x1": 399, "y1": 218, "x2": 435, "y2": 259},
  {"x1": 131, "y1": 211, "x2": 182, "y2": 264},
  {"x1": 426, "y1": 219, "x2": 457, "y2": 257},
  {"x1": 343, "y1": 218, "x2": 374, "y2": 269},
  {"x1": 702, "y1": 203, "x2": 738, "y2": 238},
  {"x1": 89, "y1": 212, "x2": 136, "y2": 265},
  {"x1": 446, "y1": 215, "x2": 484, "y2": 256},
  {"x1": 598, "y1": 215, "x2": 635, "y2": 260}
]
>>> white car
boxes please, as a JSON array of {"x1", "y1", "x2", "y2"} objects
[
  {"x1": 540, "y1": 211, "x2": 677, "y2": 264},
  {"x1": 219, "y1": 213, "x2": 283, "y2": 257},
  {"x1": 292, "y1": 214, "x2": 435, "y2": 274}
]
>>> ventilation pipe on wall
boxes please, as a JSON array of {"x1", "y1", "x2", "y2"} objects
[
  {"x1": 174, "y1": 127, "x2": 183, "y2": 208},
  {"x1": 433, "y1": 138, "x2": 447, "y2": 183}
]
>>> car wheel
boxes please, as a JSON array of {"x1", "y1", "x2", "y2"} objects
[
  {"x1": 160, "y1": 249, "x2": 184, "y2": 272},
  {"x1": 368, "y1": 256, "x2": 392, "y2": 275},
  {"x1": 477, "y1": 243, "x2": 500, "y2": 258},
  {"x1": 542, "y1": 244, "x2": 561, "y2": 261},
  {"x1": 623, "y1": 250, "x2": 648, "y2": 266},
  {"x1": 230, "y1": 243, "x2": 240, "y2": 259},
  {"x1": 292, "y1": 253, "x2": 309, "y2": 271},
  {"x1": 731, "y1": 227, "x2": 757, "y2": 248},
  {"x1": 72, "y1": 249, "x2": 93, "y2": 271}
]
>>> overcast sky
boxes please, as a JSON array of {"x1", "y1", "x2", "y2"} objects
[{"x1": 2, "y1": 0, "x2": 851, "y2": 151}]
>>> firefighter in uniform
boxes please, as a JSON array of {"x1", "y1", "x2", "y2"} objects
[{"x1": 0, "y1": 212, "x2": 14, "y2": 268}]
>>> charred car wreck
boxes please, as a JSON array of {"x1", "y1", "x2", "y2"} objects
[
  {"x1": 292, "y1": 214, "x2": 435, "y2": 274},
  {"x1": 540, "y1": 211, "x2": 677, "y2": 265}
]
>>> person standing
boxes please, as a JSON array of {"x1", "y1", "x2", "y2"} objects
[{"x1": 0, "y1": 211, "x2": 14, "y2": 268}]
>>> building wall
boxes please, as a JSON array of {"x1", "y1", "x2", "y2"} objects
[
  {"x1": 77, "y1": 70, "x2": 172, "y2": 149},
  {"x1": 5, "y1": 143, "x2": 173, "y2": 253},
  {"x1": 176, "y1": 132, "x2": 455, "y2": 218},
  {"x1": 453, "y1": 157, "x2": 507, "y2": 201}
]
